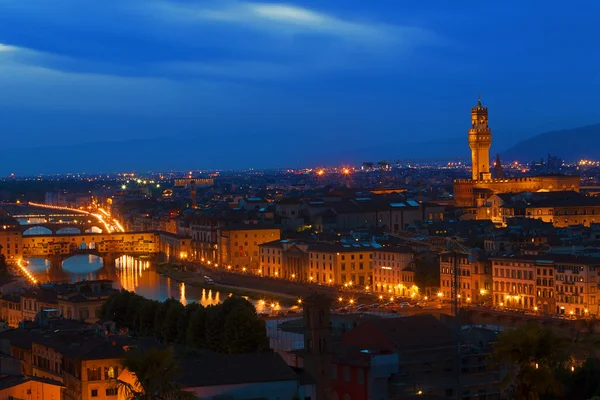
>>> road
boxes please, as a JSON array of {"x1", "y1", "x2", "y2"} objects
[{"x1": 26, "y1": 202, "x2": 125, "y2": 233}]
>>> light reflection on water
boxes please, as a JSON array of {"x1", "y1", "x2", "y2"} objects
[{"x1": 25, "y1": 255, "x2": 223, "y2": 307}]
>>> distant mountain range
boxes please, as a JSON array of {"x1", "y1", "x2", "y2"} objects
[
  {"x1": 501, "y1": 123, "x2": 600, "y2": 162},
  {"x1": 1, "y1": 123, "x2": 599, "y2": 175}
]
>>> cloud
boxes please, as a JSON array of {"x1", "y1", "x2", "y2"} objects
[
  {"x1": 0, "y1": 44, "x2": 17, "y2": 52},
  {"x1": 0, "y1": 1, "x2": 437, "y2": 83},
  {"x1": 187, "y1": 2, "x2": 395, "y2": 44}
]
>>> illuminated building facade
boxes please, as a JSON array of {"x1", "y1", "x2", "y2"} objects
[
  {"x1": 372, "y1": 246, "x2": 417, "y2": 297},
  {"x1": 0, "y1": 228, "x2": 23, "y2": 265},
  {"x1": 469, "y1": 97, "x2": 492, "y2": 181},
  {"x1": 218, "y1": 225, "x2": 281, "y2": 270},
  {"x1": 439, "y1": 251, "x2": 492, "y2": 304},
  {"x1": 491, "y1": 255, "x2": 600, "y2": 315},
  {"x1": 258, "y1": 240, "x2": 375, "y2": 286},
  {"x1": 454, "y1": 99, "x2": 580, "y2": 207},
  {"x1": 481, "y1": 192, "x2": 600, "y2": 227}
]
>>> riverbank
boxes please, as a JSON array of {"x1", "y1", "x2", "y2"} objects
[
  {"x1": 184, "y1": 260, "x2": 379, "y2": 306},
  {"x1": 155, "y1": 263, "x2": 297, "y2": 306}
]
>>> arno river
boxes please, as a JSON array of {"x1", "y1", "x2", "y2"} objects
[{"x1": 25, "y1": 255, "x2": 256, "y2": 308}]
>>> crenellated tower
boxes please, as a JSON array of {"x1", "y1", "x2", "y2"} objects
[{"x1": 468, "y1": 96, "x2": 492, "y2": 181}]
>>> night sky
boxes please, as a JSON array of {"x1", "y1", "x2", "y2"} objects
[{"x1": 1, "y1": 1, "x2": 599, "y2": 173}]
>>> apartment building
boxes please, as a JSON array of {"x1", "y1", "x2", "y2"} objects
[
  {"x1": 440, "y1": 252, "x2": 492, "y2": 305},
  {"x1": 372, "y1": 245, "x2": 417, "y2": 297},
  {"x1": 490, "y1": 255, "x2": 600, "y2": 315}
]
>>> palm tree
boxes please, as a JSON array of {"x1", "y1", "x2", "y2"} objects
[
  {"x1": 492, "y1": 322, "x2": 568, "y2": 400},
  {"x1": 112, "y1": 346, "x2": 195, "y2": 400}
]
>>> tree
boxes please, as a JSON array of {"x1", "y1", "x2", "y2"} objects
[
  {"x1": 113, "y1": 346, "x2": 195, "y2": 400},
  {"x1": 125, "y1": 294, "x2": 145, "y2": 333},
  {"x1": 177, "y1": 303, "x2": 200, "y2": 345},
  {"x1": 223, "y1": 305, "x2": 265, "y2": 354},
  {"x1": 185, "y1": 306, "x2": 206, "y2": 348},
  {"x1": 162, "y1": 301, "x2": 185, "y2": 343},
  {"x1": 138, "y1": 300, "x2": 160, "y2": 335},
  {"x1": 492, "y1": 323, "x2": 568, "y2": 400},
  {"x1": 204, "y1": 306, "x2": 225, "y2": 352},
  {"x1": 153, "y1": 298, "x2": 179, "y2": 339},
  {"x1": 100, "y1": 290, "x2": 140, "y2": 327},
  {"x1": 0, "y1": 246, "x2": 9, "y2": 279},
  {"x1": 560, "y1": 357, "x2": 600, "y2": 400}
]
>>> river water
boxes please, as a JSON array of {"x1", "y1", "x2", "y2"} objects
[{"x1": 25, "y1": 255, "x2": 282, "y2": 311}]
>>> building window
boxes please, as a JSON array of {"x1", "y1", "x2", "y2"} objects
[
  {"x1": 331, "y1": 365, "x2": 338, "y2": 379},
  {"x1": 343, "y1": 366, "x2": 350, "y2": 382},
  {"x1": 87, "y1": 367, "x2": 102, "y2": 381},
  {"x1": 91, "y1": 389, "x2": 98, "y2": 397},
  {"x1": 104, "y1": 366, "x2": 118, "y2": 380},
  {"x1": 106, "y1": 388, "x2": 118, "y2": 396},
  {"x1": 358, "y1": 369, "x2": 364, "y2": 384}
]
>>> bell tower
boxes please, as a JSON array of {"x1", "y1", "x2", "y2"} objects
[
  {"x1": 303, "y1": 292, "x2": 332, "y2": 400},
  {"x1": 468, "y1": 96, "x2": 492, "y2": 181}
]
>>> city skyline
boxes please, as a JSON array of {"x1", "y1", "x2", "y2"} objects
[{"x1": 1, "y1": 1, "x2": 600, "y2": 174}]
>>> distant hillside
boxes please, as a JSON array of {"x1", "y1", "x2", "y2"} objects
[{"x1": 502, "y1": 123, "x2": 600, "y2": 161}]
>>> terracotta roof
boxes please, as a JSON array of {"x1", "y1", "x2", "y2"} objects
[{"x1": 176, "y1": 352, "x2": 299, "y2": 387}]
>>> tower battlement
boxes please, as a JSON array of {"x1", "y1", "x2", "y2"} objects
[{"x1": 469, "y1": 96, "x2": 492, "y2": 181}]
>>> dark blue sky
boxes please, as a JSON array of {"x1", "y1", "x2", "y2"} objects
[{"x1": 1, "y1": 1, "x2": 599, "y2": 172}]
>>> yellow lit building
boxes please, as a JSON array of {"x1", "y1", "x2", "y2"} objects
[
  {"x1": 482, "y1": 192, "x2": 600, "y2": 227},
  {"x1": 0, "y1": 228, "x2": 23, "y2": 265},
  {"x1": 372, "y1": 246, "x2": 417, "y2": 297},
  {"x1": 491, "y1": 254, "x2": 600, "y2": 315},
  {"x1": 439, "y1": 252, "x2": 492, "y2": 305},
  {"x1": 0, "y1": 293, "x2": 22, "y2": 328},
  {"x1": 308, "y1": 243, "x2": 373, "y2": 287},
  {"x1": 218, "y1": 225, "x2": 281, "y2": 270},
  {"x1": 258, "y1": 240, "x2": 375, "y2": 287}
]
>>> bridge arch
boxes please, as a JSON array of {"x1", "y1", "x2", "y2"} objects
[
  {"x1": 22, "y1": 226, "x2": 53, "y2": 236},
  {"x1": 56, "y1": 227, "x2": 82, "y2": 235},
  {"x1": 77, "y1": 242, "x2": 97, "y2": 250}
]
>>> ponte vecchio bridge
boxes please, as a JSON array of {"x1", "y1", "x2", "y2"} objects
[
  {"x1": 19, "y1": 230, "x2": 190, "y2": 269},
  {"x1": 21, "y1": 231, "x2": 161, "y2": 268}
]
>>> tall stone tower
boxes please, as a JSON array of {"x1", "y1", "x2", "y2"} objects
[
  {"x1": 190, "y1": 179, "x2": 197, "y2": 209},
  {"x1": 468, "y1": 97, "x2": 492, "y2": 181},
  {"x1": 494, "y1": 153, "x2": 503, "y2": 179},
  {"x1": 303, "y1": 292, "x2": 332, "y2": 400}
]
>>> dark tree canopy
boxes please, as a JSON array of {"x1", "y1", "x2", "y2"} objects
[{"x1": 99, "y1": 290, "x2": 268, "y2": 354}]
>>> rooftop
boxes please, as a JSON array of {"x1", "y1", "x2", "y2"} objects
[{"x1": 177, "y1": 352, "x2": 299, "y2": 387}]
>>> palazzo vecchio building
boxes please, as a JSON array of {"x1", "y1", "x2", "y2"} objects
[{"x1": 453, "y1": 98, "x2": 579, "y2": 207}]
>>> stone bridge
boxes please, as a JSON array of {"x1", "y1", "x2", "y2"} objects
[
  {"x1": 19, "y1": 222, "x2": 105, "y2": 235},
  {"x1": 21, "y1": 231, "x2": 160, "y2": 268}
]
